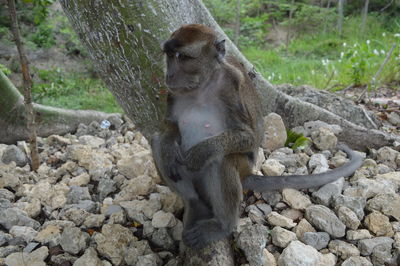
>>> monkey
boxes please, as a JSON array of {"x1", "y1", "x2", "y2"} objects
[{"x1": 151, "y1": 24, "x2": 363, "y2": 249}]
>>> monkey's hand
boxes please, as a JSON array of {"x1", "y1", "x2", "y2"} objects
[
  {"x1": 165, "y1": 141, "x2": 185, "y2": 182},
  {"x1": 183, "y1": 140, "x2": 222, "y2": 171}
]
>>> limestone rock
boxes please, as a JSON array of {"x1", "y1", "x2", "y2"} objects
[
  {"x1": 262, "y1": 159, "x2": 285, "y2": 176},
  {"x1": 364, "y1": 211, "x2": 394, "y2": 237},
  {"x1": 311, "y1": 127, "x2": 337, "y2": 151},
  {"x1": 267, "y1": 211, "x2": 296, "y2": 229},
  {"x1": 5, "y1": 246, "x2": 48, "y2": 266},
  {"x1": 262, "y1": 113, "x2": 287, "y2": 151},
  {"x1": 366, "y1": 193, "x2": 400, "y2": 221},
  {"x1": 305, "y1": 205, "x2": 345, "y2": 238},
  {"x1": 328, "y1": 240, "x2": 360, "y2": 260},
  {"x1": 271, "y1": 226, "x2": 297, "y2": 248},
  {"x1": 301, "y1": 232, "x2": 329, "y2": 250},
  {"x1": 282, "y1": 189, "x2": 312, "y2": 210},
  {"x1": 94, "y1": 224, "x2": 137, "y2": 265},
  {"x1": 237, "y1": 224, "x2": 269, "y2": 266},
  {"x1": 60, "y1": 227, "x2": 89, "y2": 255},
  {"x1": 277, "y1": 240, "x2": 321, "y2": 266}
]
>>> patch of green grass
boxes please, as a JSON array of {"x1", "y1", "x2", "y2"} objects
[
  {"x1": 242, "y1": 15, "x2": 400, "y2": 90},
  {"x1": 32, "y1": 68, "x2": 122, "y2": 113}
]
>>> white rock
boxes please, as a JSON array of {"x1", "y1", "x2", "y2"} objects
[
  {"x1": 262, "y1": 113, "x2": 287, "y2": 151},
  {"x1": 328, "y1": 240, "x2": 360, "y2": 260},
  {"x1": 271, "y1": 226, "x2": 297, "y2": 248},
  {"x1": 73, "y1": 247, "x2": 111, "y2": 266},
  {"x1": 267, "y1": 211, "x2": 296, "y2": 228},
  {"x1": 278, "y1": 240, "x2": 321, "y2": 266},
  {"x1": 282, "y1": 189, "x2": 312, "y2": 210},
  {"x1": 94, "y1": 224, "x2": 137, "y2": 265},
  {"x1": 262, "y1": 159, "x2": 285, "y2": 176},
  {"x1": 5, "y1": 246, "x2": 48, "y2": 266},
  {"x1": 10, "y1": 226, "x2": 38, "y2": 243},
  {"x1": 151, "y1": 210, "x2": 177, "y2": 228}
]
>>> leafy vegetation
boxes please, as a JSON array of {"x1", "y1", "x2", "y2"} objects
[
  {"x1": 205, "y1": 0, "x2": 400, "y2": 91},
  {"x1": 0, "y1": 1, "x2": 398, "y2": 113},
  {"x1": 32, "y1": 68, "x2": 122, "y2": 113},
  {"x1": 285, "y1": 129, "x2": 311, "y2": 150}
]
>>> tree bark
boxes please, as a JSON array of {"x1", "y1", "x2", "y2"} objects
[
  {"x1": 0, "y1": 70, "x2": 117, "y2": 144},
  {"x1": 360, "y1": 0, "x2": 369, "y2": 35},
  {"x1": 233, "y1": 0, "x2": 240, "y2": 46},
  {"x1": 8, "y1": 0, "x2": 40, "y2": 170},
  {"x1": 58, "y1": 0, "x2": 399, "y2": 263},
  {"x1": 337, "y1": 0, "x2": 344, "y2": 37}
]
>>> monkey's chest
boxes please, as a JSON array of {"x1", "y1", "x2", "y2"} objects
[{"x1": 175, "y1": 104, "x2": 226, "y2": 151}]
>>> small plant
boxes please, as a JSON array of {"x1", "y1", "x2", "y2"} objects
[
  {"x1": 285, "y1": 130, "x2": 311, "y2": 150},
  {"x1": 29, "y1": 23, "x2": 55, "y2": 48},
  {"x1": 0, "y1": 64, "x2": 11, "y2": 76}
]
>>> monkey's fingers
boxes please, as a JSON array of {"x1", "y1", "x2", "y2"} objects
[{"x1": 168, "y1": 163, "x2": 182, "y2": 182}]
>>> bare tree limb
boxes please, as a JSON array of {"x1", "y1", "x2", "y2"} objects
[{"x1": 7, "y1": 0, "x2": 40, "y2": 170}]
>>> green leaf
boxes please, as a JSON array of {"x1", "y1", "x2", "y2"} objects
[{"x1": 285, "y1": 129, "x2": 311, "y2": 150}]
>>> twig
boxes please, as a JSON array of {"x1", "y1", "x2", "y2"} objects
[
  {"x1": 380, "y1": 0, "x2": 394, "y2": 13},
  {"x1": 8, "y1": 0, "x2": 40, "y2": 170},
  {"x1": 357, "y1": 43, "x2": 396, "y2": 102},
  {"x1": 361, "y1": 107, "x2": 378, "y2": 129},
  {"x1": 322, "y1": 69, "x2": 335, "y2": 90}
]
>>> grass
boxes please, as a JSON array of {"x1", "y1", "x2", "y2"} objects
[
  {"x1": 32, "y1": 68, "x2": 122, "y2": 113},
  {"x1": 242, "y1": 15, "x2": 400, "y2": 91}
]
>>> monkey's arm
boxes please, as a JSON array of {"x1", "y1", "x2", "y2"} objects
[
  {"x1": 242, "y1": 144, "x2": 363, "y2": 191},
  {"x1": 183, "y1": 129, "x2": 255, "y2": 171}
]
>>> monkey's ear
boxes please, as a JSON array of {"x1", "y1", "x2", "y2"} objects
[{"x1": 215, "y1": 39, "x2": 226, "y2": 60}]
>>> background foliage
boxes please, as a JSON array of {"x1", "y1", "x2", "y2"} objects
[{"x1": 0, "y1": 0, "x2": 399, "y2": 112}]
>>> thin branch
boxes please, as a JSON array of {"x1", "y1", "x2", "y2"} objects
[
  {"x1": 380, "y1": 0, "x2": 394, "y2": 13},
  {"x1": 7, "y1": 0, "x2": 40, "y2": 170},
  {"x1": 322, "y1": 69, "x2": 335, "y2": 90},
  {"x1": 357, "y1": 43, "x2": 396, "y2": 102}
]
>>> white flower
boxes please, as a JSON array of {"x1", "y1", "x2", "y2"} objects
[
  {"x1": 366, "y1": 40, "x2": 370, "y2": 45},
  {"x1": 354, "y1": 43, "x2": 357, "y2": 47},
  {"x1": 278, "y1": 75, "x2": 282, "y2": 79},
  {"x1": 338, "y1": 59, "x2": 342, "y2": 63},
  {"x1": 382, "y1": 32, "x2": 386, "y2": 37},
  {"x1": 381, "y1": 49, "x2": 385, "y2": 55},
  {"x1": 343, "y1": 42, "x2": 347, "y2": 47},
  {"x1": 394, "y1": 33, "x2": 400, "y2": 38},
  {"x1": 311, "y1": 70, "x2": 315, "y2": 75},
  {"x1": 340, "y1": 52, "x2": 344, "y2": 58},
  {"x1": 373, "y1": 49, "x2": 379, "y2": 55},
  {"x1": 268, "y1": 76, "x2": 272, "y2": 80}
]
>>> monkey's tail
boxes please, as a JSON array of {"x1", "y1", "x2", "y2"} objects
[{"x1": 242, "y1": 144, "x2": 363, "y2": 191}]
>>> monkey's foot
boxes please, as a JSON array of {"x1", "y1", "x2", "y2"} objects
[{"x1": 182, "y1": 219, "x2": 230, "y2": 249}]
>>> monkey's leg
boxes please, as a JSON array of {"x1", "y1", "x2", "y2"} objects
[
  {"x1": 151, "y1": 133, "x2": 213, "y2": 228},
  {"x1": 182, "y1": 158, "x2": 242, "y2": 249}
]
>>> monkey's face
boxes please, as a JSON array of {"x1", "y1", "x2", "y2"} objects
[{"x1": 162, "y1": 25, "x2": 225, "y2": 94}]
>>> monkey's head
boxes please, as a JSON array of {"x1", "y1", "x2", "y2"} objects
[{"x1": 162, "y1": 24, "x2": 225, "y2": 94}]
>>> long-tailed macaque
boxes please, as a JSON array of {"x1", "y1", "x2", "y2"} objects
[{"x1": 151, "y1": 24, "x2": 362, "y2": 249}]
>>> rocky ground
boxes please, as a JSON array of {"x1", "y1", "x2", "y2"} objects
[{"x1": 0, "y1": 113, "x2": 399, "y2": 266}]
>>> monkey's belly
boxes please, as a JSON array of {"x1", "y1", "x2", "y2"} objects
[{"x1": 178, "y1": 108, "x2": 225, "y2": 151}]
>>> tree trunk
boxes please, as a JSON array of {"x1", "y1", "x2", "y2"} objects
[
  {"x1": 361, "y1": 0, "x2": 369, "y2": 35},
  {"x1": 58, "y1": 0, "x2": 399, "y2": 263},
  {"x1": 337, "y1": 0, "x2": 344, "y2": 37},
  {"x1": 0, "y1": 70, "x2": 117, "y2": 144},
  {"x1": 286, "y1": 0, "x2": 295, "y2": 50},
  {"x1": 233, "y1": 0, "x2": 240, "y2": 46}
]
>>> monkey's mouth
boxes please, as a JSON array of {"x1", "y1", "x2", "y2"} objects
[{"x1": 167, "y1": 85, "x2": 198, "y2": 94}]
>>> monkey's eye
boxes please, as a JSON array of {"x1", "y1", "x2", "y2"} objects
[
  {"x1": 176, "y1": 52, "x2": 191, "y2": 61},
  {"x1": 165, "y1": 51, "x2": 174, "y2": 58}
]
